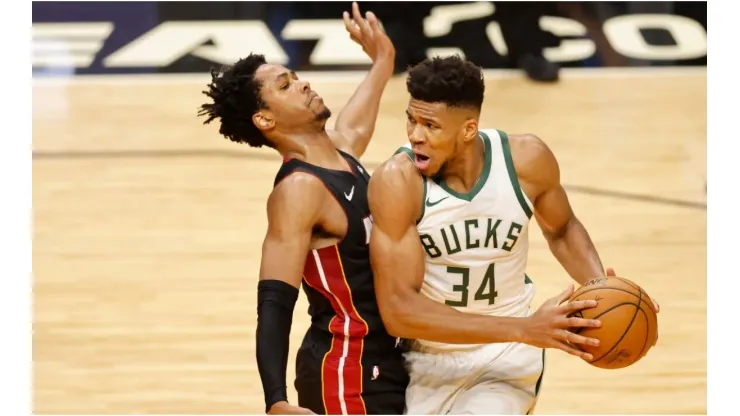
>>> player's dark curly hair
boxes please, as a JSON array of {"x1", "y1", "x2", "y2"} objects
[
  {"x1": 198, "y1": 53, "x2": 272, "y2": 148},
  {"x1": 406, "y1": 55, "x2": 485, "y2": 111}
]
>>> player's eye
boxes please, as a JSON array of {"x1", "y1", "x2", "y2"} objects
[{"x1": 280, "y1": 83, "x2": 289, "y2": 90}]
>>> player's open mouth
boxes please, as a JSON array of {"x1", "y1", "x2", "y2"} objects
[{"x1": 414, "y1": 153, "x2": 430, "y2": 170}]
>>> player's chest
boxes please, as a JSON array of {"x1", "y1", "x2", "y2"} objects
[
  {"x1": 417, "y1": 195, "x2": 528, "y2": 261},
  {"x1": 324, "y1": 171, "x2": 369, "y2": 212}
]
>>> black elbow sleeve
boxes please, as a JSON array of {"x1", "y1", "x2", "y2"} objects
[{"x1": 256, "y1": 279, "x2": 299, "y2": 412}]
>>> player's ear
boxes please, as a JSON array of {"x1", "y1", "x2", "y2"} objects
[
  {"x1": 253, "y1": 110, "x2": 275, "y2": 132},
  {"x1": 462, "y1": 118, "x2": 478, "y2": 143}
]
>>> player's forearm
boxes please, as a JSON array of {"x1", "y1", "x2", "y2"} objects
[
  {"x1": 256, "y1": 280, "x2": 298, "y2": 412},
  {"x1": 370, "y1": 235, "x2": 524, "y2": 344},
  {"x1": 382, "y1": 290, "x2": 526, "y2": 344},
  {"x1": 334, "y1": 57, "x2": 394, "y2": 153},
  {"x1": 545, "y1": 216, "x2": 605, "y2": 285}
]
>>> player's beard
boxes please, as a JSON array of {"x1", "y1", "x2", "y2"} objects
[{"x1": 315, "y1": 107, "x2": 332, "y2": 121}]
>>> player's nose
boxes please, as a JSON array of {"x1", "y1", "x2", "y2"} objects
[
  {"x1": 409, "y1": 127, "x2": 426, "y2": 145},
  {"x1": 299, "y1": 79, "x2": 311, "y2": 93}
]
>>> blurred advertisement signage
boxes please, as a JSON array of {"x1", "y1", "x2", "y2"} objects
[{"x1": 32, "y1": 1, "x2": 707, "y2": 75}]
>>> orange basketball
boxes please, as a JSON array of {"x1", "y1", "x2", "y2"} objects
[{"x1": 568, "y1": 276, "x2": 658, "y2": 369}]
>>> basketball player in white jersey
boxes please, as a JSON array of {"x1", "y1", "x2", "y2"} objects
[{"x1": 367, "y1": 55, "x2": 658, "y2": 414}]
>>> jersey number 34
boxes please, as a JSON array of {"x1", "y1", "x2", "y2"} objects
[{"x1": 445, "y1": 262, "x2": 497, "y2": 307}]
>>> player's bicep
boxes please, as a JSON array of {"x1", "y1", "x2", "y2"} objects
[
  {"x1": 369, "y1": 221, "x2": 425, "y2": 290},
  {"x1": 510, "y1": 134, "x2": 577, "y2": 239},
  {"x1": 522, "y1": 139, "x2": 575, "y2": 238},
  {"x1": 368, "y1": 158, "x2": 426, "y2": 306},
  {"x1": 259, "y1": 176, "x2": 322, "y2": 287},
  {"x1": 260, "y1": 231, "x2": 311, "y2": 289},
  {"x1": 533, "y1": 183, "x2": 576, "y2": 239}
]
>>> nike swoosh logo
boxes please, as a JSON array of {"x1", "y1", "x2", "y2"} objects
[
  {"x1": 344, "y1": 186, "x2": 355, "y2": 201},
  {"x1": 426, "y1": 196, "x2": 449, "y2": 207}
]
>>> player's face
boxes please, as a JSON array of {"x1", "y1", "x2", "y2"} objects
[
  {"x1": 253, "y1": 64, "x2": 331, "y2": 132},
  {"x1": 406, "y1": 99, "x2": 477, "y2": 177}
]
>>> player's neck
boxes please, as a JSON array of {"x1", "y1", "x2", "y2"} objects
[
  {"x1": 278, "y1": 130, "x2": 337, "y2": 162},
  {"x1": 441, "y1": 137, "x2": 485, "y2": 193}
]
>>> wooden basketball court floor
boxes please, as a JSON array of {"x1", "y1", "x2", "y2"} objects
[{"x1": 32, "y1": 68, "x2": 707, "y2": 414}]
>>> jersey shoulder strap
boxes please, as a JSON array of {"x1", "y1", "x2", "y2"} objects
[
  {"x1": 273, "y1": 158, "x2": 312, "y2": 188},
  {"x1": 337, "y1": 149, "x2": 370, "y2": 182},
  {"x1": 480, "y1": 128, "x2": 534, "y2": 219},
  {"x1": 393, "y1": 143, "x2": 414, "y2": 161}
]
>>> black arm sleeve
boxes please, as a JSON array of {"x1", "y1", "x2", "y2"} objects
[{"x1": 256, "y1": 279, "x2": 300, "y2": 413}]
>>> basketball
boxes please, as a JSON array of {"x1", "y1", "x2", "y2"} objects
[{"x1": 568, "y1": 276, "x2": 658, "y2": 369}]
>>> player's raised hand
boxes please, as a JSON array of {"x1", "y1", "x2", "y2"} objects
[
  {"x1": 522, "y1": 284, "x2": 602, "y2": 361},
  {"x1": 343, "y1": 2, "x2": 395, "y2": 64}
]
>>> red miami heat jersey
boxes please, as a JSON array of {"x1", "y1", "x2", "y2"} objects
[{"x1": 272, "y1": 149, "x2": 401, "y2": 415}]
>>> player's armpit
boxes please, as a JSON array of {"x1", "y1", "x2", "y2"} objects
[
  {"x1": 368, "y1": 156, "x2": 524, "y2": 345},
  {"x1": 257, "y1": 173, "x2": 324, "y2": 412},
  {"x1": 509, "y1": 134, "x2": 605, "y2": 285}
]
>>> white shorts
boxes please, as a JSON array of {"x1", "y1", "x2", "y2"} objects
[{"x1": 403, "y1": 341, "x2": 545, "y2": 415}]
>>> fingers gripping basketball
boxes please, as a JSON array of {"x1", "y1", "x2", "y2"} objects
[{"x1": 568, "y1": 276, "x2": 659, "y2": 369}]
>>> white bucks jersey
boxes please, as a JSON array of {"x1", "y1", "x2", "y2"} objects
[{"x1": 396, "y1": 129, "x2": 535, "y2": 350}]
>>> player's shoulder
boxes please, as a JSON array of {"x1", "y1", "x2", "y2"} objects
[
  {"x1": 504, "y1": 132, "x2": 559, "y2": 184},
  {"x1": 478, "y1": 128, "x2": 545, "y2": 152},
  {"x1": 368, "y1": 150, "x2": 423, "y2": 208},
  {"x1": 274, "y1": 164, "x2": 326, "y2": 188},
  {"x1": 506, "y1": 132, "x2": 549, "y2": 153},
  {"x1": 368, "y1": 152, "x2": 424, "y2": 224},
  {"x1": 269, "y1": 170, "x2": 326, "y2": 212},
  {"x1": 371, "y1": 150, "x2": 421, "y2": 188}
]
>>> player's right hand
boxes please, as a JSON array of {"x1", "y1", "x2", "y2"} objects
[
  {"x1": 267, "y1": 401, "x2": 316, "y2": 415},
  {"x1": 342, "y1": 2, "x2": 395, "y2": 64},
  {"x1": 522, "y1": 284, "x2": 602, "y2": 361}
]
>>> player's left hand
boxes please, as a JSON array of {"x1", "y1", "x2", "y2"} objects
[
  {"x1": 606, "y1": 267, "x2": 660, "y2": 347},
  {"x1": 605, "y1": 267, "x2": 660, "y2": 313},
  {"x1": 343, "y1": 2, "x2": 395, "y2": 64}
]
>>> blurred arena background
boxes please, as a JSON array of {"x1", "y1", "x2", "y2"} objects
[{"x1": 32, "y1": 1, "x2": 707, "y2": 414}]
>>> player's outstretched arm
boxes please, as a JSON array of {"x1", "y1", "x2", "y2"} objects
[
  {"x1": 510, "y1": 134, "x2": 606, "y2": 286},
  {"x1": 369, "y1": 155, "x2": 529, "y2": 344},
  {"x1": 331, "y1": 2, "x2": 395, "y2": 158},
  {"x1": 257, "y1": 174, "x2": 323, "y2": 415}
]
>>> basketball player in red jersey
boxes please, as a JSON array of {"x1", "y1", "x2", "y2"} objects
[{"x1": 198, "y1": 3, "x2": 406, "y2": 415}]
